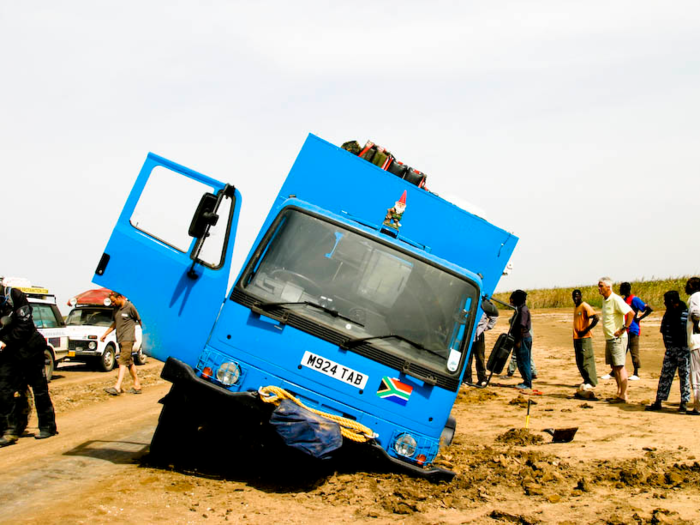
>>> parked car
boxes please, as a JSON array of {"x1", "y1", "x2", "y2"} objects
[
  {"x1": 65, "y1": 288, "x2": 145, "y2": 372},
  {"x1": 1, "y1": 276, "x2": 69, "y2": 381}
]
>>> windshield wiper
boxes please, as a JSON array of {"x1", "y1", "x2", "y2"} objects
[
  {"x1": 341, "y1": 334, "x2": 443, "y2": 359},
  {"x1": 251, "y1": 300, "x2": 364, "y2": 327}
]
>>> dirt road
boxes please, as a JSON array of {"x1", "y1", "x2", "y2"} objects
[{"x1": 1, "y1": 310, "x2": 700, "y2": 524}]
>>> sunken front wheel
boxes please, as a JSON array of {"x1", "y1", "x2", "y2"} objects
[{"x1": 148, "y1": 387, "x2": 199, "y2": 467}]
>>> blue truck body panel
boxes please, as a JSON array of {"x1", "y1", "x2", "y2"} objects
[{"x1": 93, "y1": 134, "x2": 517, "y2": 473}]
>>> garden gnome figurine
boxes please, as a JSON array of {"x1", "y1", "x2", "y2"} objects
[{"x1": 383, "y1": 190, "x2": 407, "y2": 230}]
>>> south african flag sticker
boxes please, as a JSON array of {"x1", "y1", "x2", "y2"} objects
[{"x1": 377, "y1": 377, "x2": 413, "y2": 406}]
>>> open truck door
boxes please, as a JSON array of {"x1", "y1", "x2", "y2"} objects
[{"x1": 93, "y1": 153, "x2": 241, "y2": 366}]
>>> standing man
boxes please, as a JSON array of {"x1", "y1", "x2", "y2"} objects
[
  {"x1": 101, "y1": 292, "x2": 143, "y2": 396},
  {"x1": 0, "y1": 282, "x2": 57, "y2": 446},
  {"x1": 598, "y1": 277, "x2": 635, "y2": 404},
  {"x1": 510, "y1": 290, "x2": 533, "y2": 390},
  {"x1": 619, "y1": 282, "x2": 653, "y2": 380},
  {"x1": 645, "y1": 291, "x2": 690, "y2": 412},
  {"x1": 686, "y1": 277, "x2": 700, "y2": 415},
  {"x1": 465, "y1": 299, "x2": 499, "y2": 386},
  {"x1": 572, "y1": 289, "x2": 599, "y2": 388}
]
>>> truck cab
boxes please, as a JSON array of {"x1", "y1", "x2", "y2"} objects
[{"x1": 93, "y1": 134, "x2": 517, "y2": 479}]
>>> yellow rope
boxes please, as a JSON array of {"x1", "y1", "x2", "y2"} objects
[{"x1": 258, "y1": 385, "x2": 375, "y2": 443}]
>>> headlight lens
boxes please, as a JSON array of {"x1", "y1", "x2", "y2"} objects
[
  {"x1": 88, "y1": 341, "x2": 97, "y2": 350},
  {"x1": 216, "y1": 362, "x2": 241, "y2": 386},
  {"x1": 394, "y1": 433, "x2": 417, "y2": 458}
]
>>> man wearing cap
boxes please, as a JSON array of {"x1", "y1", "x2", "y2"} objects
[
  {"x1": 101, "y1": 292, "x2": 143, "y2": 396},
  {"x1": 598, "y1": 277, "x2": 635, "y2": 403},
  {"x1": 0, "y1": 283, "x2": 58, "y2": 446}
]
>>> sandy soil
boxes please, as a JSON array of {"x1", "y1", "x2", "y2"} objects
[{"x1": 1, "y1": 309, "x2": 699, "y2": 524}]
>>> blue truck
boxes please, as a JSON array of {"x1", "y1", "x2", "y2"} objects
[{"x1": 93, "y1": 134, "x2": 518, "y2": 480}]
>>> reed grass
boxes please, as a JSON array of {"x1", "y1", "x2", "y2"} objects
[{"x1": 493, "y1": 276, "x2": 696, "y2": 309}]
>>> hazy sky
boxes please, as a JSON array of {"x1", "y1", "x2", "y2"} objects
[{"x1": 2, "y1": 1, "x2": 699, "y2": 311}]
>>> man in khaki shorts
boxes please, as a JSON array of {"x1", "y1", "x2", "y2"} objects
[
  {"x1": 100, "y1": 292, "x2": 143, "y2": 395},
  {"x1": 598, "y1": 277, "x2": 635, "y2": 403}
]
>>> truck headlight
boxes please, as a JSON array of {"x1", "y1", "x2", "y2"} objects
[
  {"x1": 216, "y1": 362, "x2": 241, "y2": 386},
  {"x1": 88, "y1": 341, "x2": 97, "y2": 350},
  {"x1": 394, "y1": 433, "x2": 417, "y2": 458}
]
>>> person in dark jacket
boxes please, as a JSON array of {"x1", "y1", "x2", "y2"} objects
[
  {"x1": 510, "y1": 290, "x2": 533, "y2": 390},
  {"x1": 0, "y1": 283, "x2": 57, "y2": 446},
  {"x1": 464, "y1": 299, "x2": 499, "y2": 386},
  {"x1": 645, "y1": 291, "x2": 691, "y2": 412}
]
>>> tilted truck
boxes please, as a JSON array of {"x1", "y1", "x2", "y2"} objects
[{"x1": 92, "y1": 134, "x2": 518, "y2": 481}]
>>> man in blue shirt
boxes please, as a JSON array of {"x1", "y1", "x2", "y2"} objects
[{"x1": 620, "y1": 282, "x2": 653, "y2": 380}]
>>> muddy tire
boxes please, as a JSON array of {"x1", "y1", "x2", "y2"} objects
[
  {"x1": 134, "y1": 350, "x2": 147, "y2": 366},
  {"x1": 99, "y1": 344, "x2": 116, "y2": 372},
  {"x1": 148, "y1": 387, "x2": 198, "y2": 467}
]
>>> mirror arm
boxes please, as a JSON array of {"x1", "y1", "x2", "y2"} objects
[{"x1": 484, "y1": 294, "x2": 516, "y2": 310}]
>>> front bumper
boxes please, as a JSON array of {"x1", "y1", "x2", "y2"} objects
[{"x1": 160, "y1": 357, "x2": 455, "y2": 482}]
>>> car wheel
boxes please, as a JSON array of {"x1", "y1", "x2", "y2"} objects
[
  {"x1": 44, "y1": 349, "x2": 55, "y2": 382},
  {"x1": 134, "y1": 350, "x2": 148, "y2": 366},
  {"x1": 99, "y1": 344, "x2": 116, "y2": 372}
]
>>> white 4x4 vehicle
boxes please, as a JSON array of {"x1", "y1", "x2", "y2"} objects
[
  {"x1": 2, "y1": 277, "x2": 69, "y2": 381},
  {"x1": 65, "y1": 288, "x2": 145, "y2": 372}
]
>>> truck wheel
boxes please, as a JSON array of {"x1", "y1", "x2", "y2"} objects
[
  {"x1": 99, "y1": 344, "x2": 116, "y2": 372},
  {"x1": 134, "y1": 350, "x2": 148, "y2": 366},
  {"x1": 44, "y1": 349, "x2": 55, "y2": 382},
  {"x1": 439, "y1": 415, "x2": 457, "y2": 448},
  {"x1": 148, "y1": 389, "x2": 198, "y2": 466}
]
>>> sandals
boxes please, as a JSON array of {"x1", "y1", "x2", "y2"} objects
[{"x1": 105, "y1": 386, "x2": 142, "y2": 395}]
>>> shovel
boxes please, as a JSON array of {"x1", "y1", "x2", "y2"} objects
[{"x1": 542, "y1": 427, "x2": 578, "y2": 443}]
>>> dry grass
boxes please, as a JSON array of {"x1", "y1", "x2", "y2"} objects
[{"x1": 494, "y1": 276, "x2": 696, "y2": 309}]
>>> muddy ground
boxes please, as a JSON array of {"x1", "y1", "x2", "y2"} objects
[{"x1": 1, "y1": 309, "x2": 699, "y2": 524}]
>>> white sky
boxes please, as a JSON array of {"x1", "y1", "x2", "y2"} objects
[{"x1": 2, "y1": 1, "x2": 699, "y2": 311}]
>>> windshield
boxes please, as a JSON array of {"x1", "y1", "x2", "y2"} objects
[
  {"x1": 240, "y1": 210, "x2": 478, "y2": 374},
  {"x1": 66, "y1": 308, "x2": 114, "y2": 327}
]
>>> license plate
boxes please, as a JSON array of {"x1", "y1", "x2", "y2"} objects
[
  {"x1": 68, "y1": 351, "x2": 76, "y2": 357},
  {"x1": 301, "y1": 351, "x2": 368, "y2": 389}
]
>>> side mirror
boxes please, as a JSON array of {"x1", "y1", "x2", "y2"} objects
[
  {"x1": 486, "y1": 333, "x2": 515, "y2": 375},
  {"x1": 188, "y1": 193, "x2": 219, "y2": 238}
]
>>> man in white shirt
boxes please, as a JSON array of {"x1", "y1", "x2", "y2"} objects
[
  {"x1": 598, "y1": 277, "x2": 635, "y2": 404},
  {"x1": 685, "y1": 277, "x2": 700, "y2": 414}
]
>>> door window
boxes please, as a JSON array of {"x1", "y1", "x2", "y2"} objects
[{"x1": 130, "y1": 165, "x2": 232, "y2": 268}]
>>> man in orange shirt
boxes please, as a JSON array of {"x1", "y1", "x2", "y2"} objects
[{"x1": 573, "y1": 289, "x2": 599, "y2": 387}]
